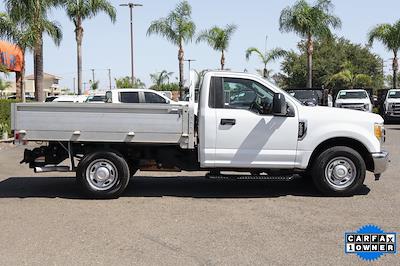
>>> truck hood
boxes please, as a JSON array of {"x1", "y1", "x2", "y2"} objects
[
  {"x1": 335, "y1": 98, "x2": 371, "y2": 104},
  {"x1": 299, "y1": 106, "x2": 383, "y2": 124}
]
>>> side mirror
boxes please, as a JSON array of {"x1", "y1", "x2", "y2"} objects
[{"x1": 273, "y1": 93, "x2": 287, "y2": 116}]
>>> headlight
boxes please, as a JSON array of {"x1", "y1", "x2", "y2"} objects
[
  {"x1": 364, "y1": 104, "x2": 370, "y2": 110},
  {"x1": 374, "y1": 123, "x2": 384, "y2": 142},
  {"x1": 336, "y1": 103, "x2": 341, "y2": 108}
]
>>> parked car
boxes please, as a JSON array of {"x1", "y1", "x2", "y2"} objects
[
  {"x1": 288, "y1": 90, "x2": 320, "y2": 106},
  {"x1": 52, "y1": 95, "x2": 87, "y2": 103},
  {"x1": 383, "y1": 89, "x2": 400, "y2": 122},
  {"x1": 8, "y1": 95, "x2": 35, "y2": 101},
  {"x1": 105, "y1": 89, "x2": 176, "y2": 104},
  {"x1": 335, "y1": 89, "x2": 372, "y2": 112},
  {"x1": 12, "y1": 71, "x2": 388, "y2": 198},
  {"x1": 86, "y1": 94, "x2": 106, "y2": 103},
  {"x1": 45, "y1": 96, "x2": 58, "y2": 102}
]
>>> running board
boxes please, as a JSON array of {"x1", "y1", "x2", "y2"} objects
[
  {"x1": 34, "y1": 166, "x2": 71, "y2": 173},
  {"x1": 206, "y1": 173, "x2": 295, "y2": 181}
]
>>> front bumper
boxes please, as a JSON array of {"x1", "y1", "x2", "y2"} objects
[{"x1": 372, "y1": 151, "x2": 389, "y2": 175}]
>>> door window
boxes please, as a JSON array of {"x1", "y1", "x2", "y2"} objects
[
  {"x1": 119, "y1": 92, "x2": 139, "y2": 103},
  {"x1": 144, "y1": 92, "x2": 167, "y2": 103},
  {"x1": 209, "y1": 77, "x2": 275, "y2": 114}
]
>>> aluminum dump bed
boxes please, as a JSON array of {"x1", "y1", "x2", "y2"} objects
[{"x1": 11, "y1": 103, "x2": 195, "y2": 149}]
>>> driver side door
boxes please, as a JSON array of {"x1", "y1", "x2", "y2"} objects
[{"x1": 212, "y1": 77, "x2": 298, "y2": 169}]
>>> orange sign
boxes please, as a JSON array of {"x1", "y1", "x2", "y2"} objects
[{"x1": 0, "y1": 40, "x2": 23, "y2": 72}]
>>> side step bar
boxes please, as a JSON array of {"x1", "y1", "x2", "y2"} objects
[
  {"x1": 34, "y1": 166, "x2": 71, "y2": 173},
  {"x1": 206, "y1": 173, "x2": 295, "y2": 181}
]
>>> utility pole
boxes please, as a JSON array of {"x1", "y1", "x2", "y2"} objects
[
  {"x1": 73, "y1": 77, "x2": 76, "y2": 94},
  {"x1": 108, "y1": 69, "x2": 112, "y2": 90},
  {"x1": 91, "y1": 69, "x2": 95, "y2": 84},
  {"x1": 120, "y1": 3, "x2": 143, "y2": 84}
]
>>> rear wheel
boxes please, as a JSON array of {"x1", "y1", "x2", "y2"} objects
[
  {"x1": 77, "y1": 151, "x2": 130, "y2": 198},
  {"x1": 311, "y1": 146, "x2": 366, "y2": 196}
]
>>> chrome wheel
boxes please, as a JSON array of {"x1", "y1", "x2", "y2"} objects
[
  {"x1": 324, "y1": 157, "x2": 356, "y2": 189},
  {"x1": 85, "y1": 159, "x2": 118, "y2": 191}
]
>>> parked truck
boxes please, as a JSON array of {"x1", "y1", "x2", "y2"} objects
[
  {"x1": 335, "y1": 89, "x2": 373, "y2": 112},
  {"x1": 383, "y1": 89, "x2": 400, "y2": 122},
  {"x1": 11, "y1": 71, "x2": 388, "y2": 198}
]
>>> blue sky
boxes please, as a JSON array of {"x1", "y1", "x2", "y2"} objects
[{"x1": 1, "y1": 0, "x2": 400, "y2": 91}]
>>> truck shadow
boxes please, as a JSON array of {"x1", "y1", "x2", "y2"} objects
[{"x1": 0, "y1": 176, "x2": 370, "y2": 199}]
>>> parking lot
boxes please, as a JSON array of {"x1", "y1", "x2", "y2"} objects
[{"x1": 0, "y1": 125, "x2": 398, "y2": 265}]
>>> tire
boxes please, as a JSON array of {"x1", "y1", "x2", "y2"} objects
[
  {"x1": 311, "y1": 146, "x2": 366, "y2": 196},
  {"x1": 77, "y1": 151, "x2": 130, "y2": 198}
]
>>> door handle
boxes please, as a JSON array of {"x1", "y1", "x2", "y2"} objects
[{"x1": 220, "y1": 119, "x2": 236, "y2": 125}]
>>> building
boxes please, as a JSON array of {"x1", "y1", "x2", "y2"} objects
[{"x1": 3, "y1": 72, "x2": 62, "y2": 97}]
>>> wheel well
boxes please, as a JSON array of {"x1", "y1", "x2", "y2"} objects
[{"x1": 307, "y1": 137, "x2": 374, "y2": 172}]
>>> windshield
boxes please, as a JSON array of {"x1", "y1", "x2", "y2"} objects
[
  {"x1": 291, "y1": 90, "x2": 317, "y2": 99},
  {"x1": 87, "y1": 95, "x2": 106, "y2": 102},
  {"x1": 338, "y1": 91, "x2": 368, "y2": 99},
  {"x1": 388, "y1": 91, "x2": 400, "y2": 99}
]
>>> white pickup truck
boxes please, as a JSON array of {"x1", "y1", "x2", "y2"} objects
[
  {"x1": 335, "y1": 89, "x2": 373, "y2": 112},
  {"x1": 383, "y1": 89, "x2": 400, "y2": 122},
  {"x1": 11, "y1": 71, "x2": 388, "y2": 198}
]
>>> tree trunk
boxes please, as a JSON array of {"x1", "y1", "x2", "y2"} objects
[
  {"x1": 263, "y1": 64, "x2": 268, "y2": 78},
  {"x1": 178, "y1": 41, "x2": 184, "y2": 99},
  {"x1": 15, "y1": 71, "x2": 22, "y2": 101},
  {"x1": 393, "y1": 51, "x2": 398, "y2": 89},
  {"x1": 221, "y1": 50, "x2": 225, "y2": 70},
  {"x1": 21, "y1": 62, "x2": 26, "y2": 103},
  {"x1": 306, "y1": 34, "x2": 313, "y2": 88},
  {"x1": 76, "y1": 21, "x2": 84, "y2": 95},
  {"x1": 34, "y1": 36, "x2": 44, "y2": 102}
]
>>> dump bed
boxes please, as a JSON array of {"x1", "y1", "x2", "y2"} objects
[{"x1": 11, "y1": 103, "x2": 195, "y2": 149}]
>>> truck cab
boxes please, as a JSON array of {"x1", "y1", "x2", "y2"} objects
[
  {"x1": 335, "y1": 89, "x2": 373, "y2": 112},
  {"x1": 383, "y1": 89, "x2": 400, "y2": 122}
]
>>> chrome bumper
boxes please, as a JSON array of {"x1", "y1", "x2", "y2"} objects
[{"x1": 372, "y1": 151, "x2": 389, "y2": 175}]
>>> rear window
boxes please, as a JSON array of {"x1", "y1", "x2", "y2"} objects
[{"x1": 119, "y1": 92, "x2": 139, "y2": 103}]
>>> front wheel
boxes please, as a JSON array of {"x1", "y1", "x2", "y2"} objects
[
  {"x1": 77, "y1": 151, "x2": 130, "y2": 198},
  {"x1": 311, "y1": 146, "x2": 366, "y2": 196}
]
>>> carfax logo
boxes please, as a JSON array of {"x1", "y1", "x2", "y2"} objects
[{"x1": 345, "y1": 225, "x2": 397, "y2": 261}]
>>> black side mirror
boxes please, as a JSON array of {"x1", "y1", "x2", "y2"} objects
[{"x1": 273, "y1": 93, "x2": 287, "y2": 116}]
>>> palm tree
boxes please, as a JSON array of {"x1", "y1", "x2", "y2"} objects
[
  {"x1": 327, "y1": 62, "x2": 372, "y2": 88},
  {"x1": 115, "y1": 76, "x2": 145, "y2": 89},
  {"x1": 0, "y1": 78, "x2": 12, "y2": 99},
  {"x1": 150, "y1": 70, "x2": 174, "y2": 89},
  {"x1": 279, "y1": 0, "x2": 341, "y2": 88},
  {"x1": 6, "y1": 0, "x2": 63, "y2": 102},
  {"x1": 0, "y1": 13, "x2": 35, "y2": 102},
  {"x1": 65, "y1": 0, "x2": 116, "y2": 95},
  {"x1": 147, "y1": 1, "x2": 196, "y2": 98},
  {"x1": 368, "y1": 20, "x2": 400, "y2": 89},
  {"x1": 245, "y1": 46, "x2": 287, "y2": 78},
  {"x1": 196, "y1": 24, "x2": 237, "y2": 70}
]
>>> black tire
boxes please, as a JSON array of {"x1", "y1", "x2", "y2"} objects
[
  {"x1": 311, "y1": 146, "x2": 366, "y2": 196},
  {"x1": 77, "y1": 151, "x2": 130, "y2": 198}
]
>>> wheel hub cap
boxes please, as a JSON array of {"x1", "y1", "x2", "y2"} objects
[
  {"x1": 325, "y1": 157, "x2": 357, "y2": 189},
  {"x1": 86, "y1": 159, "x2": 118, "y2": 191}
]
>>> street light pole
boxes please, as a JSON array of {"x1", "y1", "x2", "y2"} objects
[
  {"x1": 120, "y1": 3, "x2": 142, "y2": 86},
  {"x1": 184, "y1": 59, "x2": 196, "y2": 75}
]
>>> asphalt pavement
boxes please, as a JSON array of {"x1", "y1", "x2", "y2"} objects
[{"x1": 0, "y1": 126, "x2": 399, "y2": 265}]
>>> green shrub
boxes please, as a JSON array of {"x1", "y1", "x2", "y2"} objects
[{"x1": 0, "y1": 99, "x2": 18, "y2": 135}]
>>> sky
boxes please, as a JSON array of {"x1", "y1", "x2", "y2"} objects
[{"x1": 1, "y1": 0, "x2": 400, "y2": 92}]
